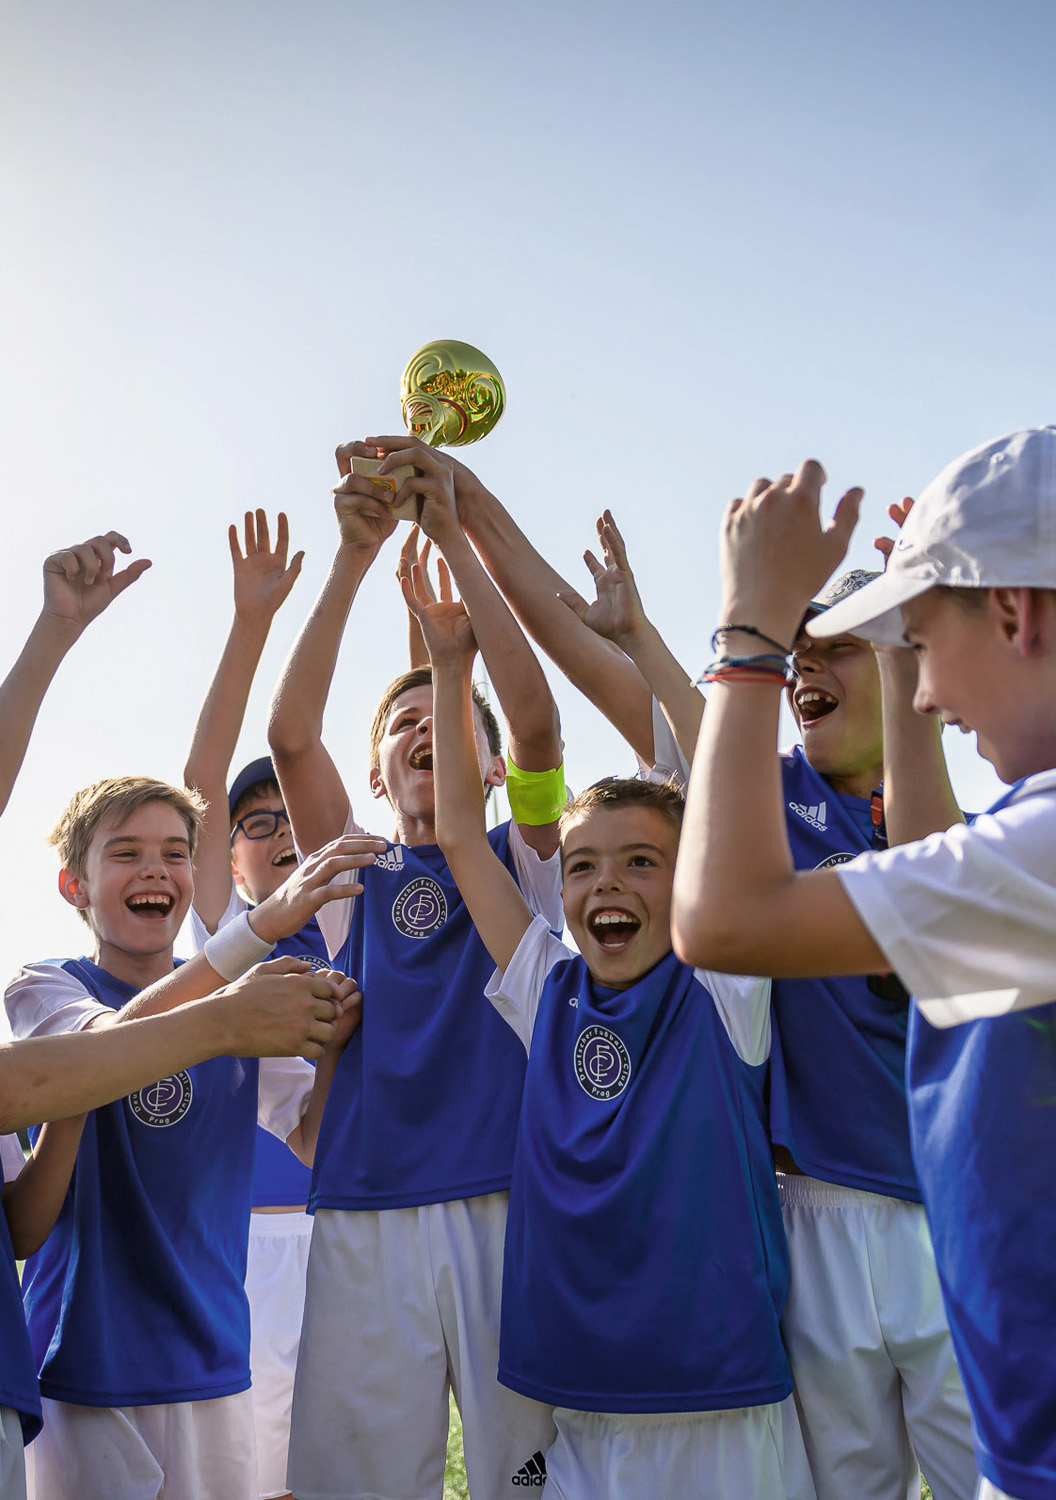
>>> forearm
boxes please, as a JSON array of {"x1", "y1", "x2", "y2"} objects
[
  {"x1": 185, "y1": 613, "x2": 271, "y2": 791},
  {"x1": 0, "y1": 613, "x2": 82, "y2": 818},
  {"x1": 2, "y1": 1116, "x2": 86, "y2": 1257},
  {"x1": 269, "y1": 547, "x2": 372, "y2": 757},
  {"x1": 438, "y1": 531, "x2": 560, "y2": 769},
  {"x1": 616, "y1": 620, "x2": 704, "y2": 769},
  {"x1": 0, "y1": 999, "x2": 235, "y2": 1132},
  {"x1": 286, "y1": 1060, "x2": 333, "y2": 1167},
  {"x1": 458, "y1": 486, "x2": 655, "y2": 760},
  {"x1": 877, "y1": 651, "x2": 964, "y2": 844}
]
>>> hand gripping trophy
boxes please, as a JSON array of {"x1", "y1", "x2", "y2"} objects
[{"x1": 350, "y1": 340, "x2": 506, "y2": 519}]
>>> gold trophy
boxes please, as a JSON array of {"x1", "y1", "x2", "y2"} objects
[{"x1": 351, "y1": 340, "x2": 506, "y2": 519}]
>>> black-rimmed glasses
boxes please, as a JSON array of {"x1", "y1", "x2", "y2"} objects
[{"x1": 230, "y1": 809, "x2": 291, "y2": 843}]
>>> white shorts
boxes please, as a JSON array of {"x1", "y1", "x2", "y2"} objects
[
  {"x1": 778, "y1": 1173, "x2": 977, "y2": 1500},
  {"x1": 543, "y1": 1399, "x2": 816, "y2": 1500},
  {"x1": 288, "y1": 1194, "x2": 556, "y2": 1500},
  {"x1": 976, "y1": 1484, "x2": 1016, "y2": 1500},
  {"x1": 0, "y1": 1407, "x2": 26, "y2": 1500},
  {"x1": 25, "y1": 1391, "x2": 257, "y2": 1500},
  {"x1": 247, "y1": 1209, "x2": 312, "y2": 1500}
]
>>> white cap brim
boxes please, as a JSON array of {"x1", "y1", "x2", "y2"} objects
[{"x1": 805, "y1": 569, "x2": 934, "y2": 646}]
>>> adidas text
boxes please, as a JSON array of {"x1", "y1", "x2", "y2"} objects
[
  {"x1": 788, "y1": 799, "x2": 827, "y2": 831},
  {"x1": 512, "y1": 1451, "x2": 547, "y2": 1486}
]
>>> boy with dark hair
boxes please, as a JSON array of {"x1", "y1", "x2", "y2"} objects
[
  {"x1": 672, "y1": 429, "x2": 1056, "y2": 1500},
  {"x1": 270, "y1": 437, "x2": 564, "y2": 1500},
  {"x1": 402, "y1": 559, "x2": 815, "y2": 1499},
  {"x1": 452, "y1": 478, "x2": 976, "y2": 1496}
]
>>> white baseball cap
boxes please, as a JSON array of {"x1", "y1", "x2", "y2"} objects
[{"x1": 807, "y1": 425, "x2": 1056, "y2": 645}]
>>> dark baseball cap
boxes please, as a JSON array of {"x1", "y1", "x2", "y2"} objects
[
  {"x1": 228, "y1": 756, "x2": 278, "y2": 818},
  {"x1": 802, "y1": 569, "x2": 882, "y2": 631}
]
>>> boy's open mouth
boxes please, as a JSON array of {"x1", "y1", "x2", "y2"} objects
[
  {"x1": 795, "y1": 688, "x2": 839, "y2": 725},
  {"x1": 126, "y1": 893, "x2": 175, "y2": 918},
  {"x1": 271, "y1": 850, "x2": 297, "y2": 869},
  {"x1": 587, "y1": 909, "x2": 641, "y2": 951},
  {"x1": 408, "y1": 747, "x2": 433, "y2": 771}
]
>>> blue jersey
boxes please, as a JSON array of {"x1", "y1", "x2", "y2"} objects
[
  {"x1": 250, "y1": 916, "x2": 327, "y2": 1208},
  {"x1": 312, "y1": 825, "x2": 550, "y2": 1211},
  {"x1": 495, "y1": 928, "x2": 790, "y2": 1413},
  {"x1": 906, "y1": 780, "x2": 1056, "y2": 1500},
  {"x1": 0, "y1": 1160, "x2": 41, "y2": 1440},
  {"x1": 22, "y1": 960, "x2": 259, "y2": 1406},
  {"x1": 772, "y1": 747, "x2": 920, "y2": 1200}
]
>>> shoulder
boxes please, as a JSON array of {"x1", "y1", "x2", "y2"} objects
[
  {"x1": 691, "y1": 966, "x2": 772, "y2": 1068},
  {"x1": 4, "y1": 960, "x2": 110, "y2": 1039}
]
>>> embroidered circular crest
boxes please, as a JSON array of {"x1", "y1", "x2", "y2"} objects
[
  {"x1": 814, "y1": 852, "x2": 853, "y2": 870},
  {"x1": 128, "y1": 1072, "x2": 193, "y2": 1128},
  {"x1": 574, "y1": 1025, "x2": 632, "y2": 1101},
  {"x1": 392, "y1": 877, "x2": 448, "y2": 939}
]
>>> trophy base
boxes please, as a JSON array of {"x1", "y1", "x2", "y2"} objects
[{"x1": 349, "y1": 457, "x2": 420, "y2": 520}]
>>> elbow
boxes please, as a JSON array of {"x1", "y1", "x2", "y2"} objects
[{"x1": 671, "y1": 899, "x2": 753, "y2": 974}]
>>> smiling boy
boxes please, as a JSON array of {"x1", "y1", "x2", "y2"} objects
[
  {"x1": 4, "y1": 776, "x2": 374, "y2": 1500},
  {"x1": 404, "y1": 558, "x2": 817, "y2": 1500},
  {"x1": 672, "y1": 429, "x2": 1056, "y2": 1500}
]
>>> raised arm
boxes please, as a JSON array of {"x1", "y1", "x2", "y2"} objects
[
  {"x1": 428, "y1": 449, "x2": 657, "y2": 763},
  {"x1": 0, "y1": 532, "x2": 150, "y2": 818},
  {"x1": 401, "y1": 560, "x2": 534, "y2": 973},
  {"x1": 374, "y1": 436, "x2": 563, "y2": 857},
  {"x1": 269, "y1": 449, "x2": 398, "y2": 856},
  {"x1": 567, "y1": 510, "x2": 704, "y2": 769},
  {"x1": 185, "y1": 511, "x2": 304, "y2": 931},
  {"x1": 672, "y1": 462, "x2": 889, "y2": 977},
  {"x1": 873, "y1": 501, "x2": 963, "y2": 844}
]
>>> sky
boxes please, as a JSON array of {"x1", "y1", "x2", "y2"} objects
[{"x1": 0, "y1": 0, "x2": 1052, "y2": 986}]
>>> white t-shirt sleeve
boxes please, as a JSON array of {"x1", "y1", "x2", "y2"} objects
[
  {"x1": 484, "y1": 914, "x2": 574, "y2": 1051},
  {"x1": 638, "y1": 696, "x2": 691, "y2": 789},
  {"x1": 304, "y1": 806, "x2": 371, "y2": 959},
  {"x1": 837, "y1": 777, "x2": 1056, "y2": 1027},
  {"x1": 188, "y1": 884, "x2": 245, "y2": 953},
  {"x1": 508, "y1": 821, "x2": 564, "y2": 933},
  {"x1": 0, "y1": 1134, "x2": 26, "y2": 1183},
  {"x1": 695, "y1": 968, "x2": 772, "y2": 1067},
  {"x1": 4, "y1": 963, "x2": 111, "y2": 1039},
  {"x1": 257, "y1": 1056, "x2": 317, "y2": 1142}
]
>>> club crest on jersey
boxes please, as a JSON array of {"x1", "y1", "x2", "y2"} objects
[
  {"x1": 392, "y1": 877, "x2": 447, "y2": 939},
  {"x1": 128, "y1": 1072, "x2": 193, "y2": 1127},
  {"x1": 574, "y1": 1025, "x2": 632, "y2": 1101},
  {"x1": 374, "y1": 845, "x2": 405, "y2": 873},
  {"x1": 789, "y1": 798, "x2": 828, "y2": 831},
  {"x1": 815, "y1": 852, "x2": 853, "y2": 870}
]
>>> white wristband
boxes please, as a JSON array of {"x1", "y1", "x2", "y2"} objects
[{"x1": 203, "y1": 910, "x2": 276, "y2": 982}]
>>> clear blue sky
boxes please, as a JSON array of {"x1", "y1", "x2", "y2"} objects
[{"x1": 0, "y1": 0, "x2": 1052, "y2": 979}]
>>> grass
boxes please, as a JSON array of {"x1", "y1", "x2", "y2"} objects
[{"x1": 444, "y1": 1395, "x2": 469, "y2": 1500}]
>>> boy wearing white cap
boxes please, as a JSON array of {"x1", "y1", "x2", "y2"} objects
[{"x1": 672, "y1": 427, "x2": 1056, "y2": 1500}]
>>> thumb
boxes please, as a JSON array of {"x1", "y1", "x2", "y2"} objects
[
  {"x1": 110, "y1": 558, "x2": 153, "y2": 596},
  {"x1": 556, "y1": 587, "x2": 588, "y2": 623}
]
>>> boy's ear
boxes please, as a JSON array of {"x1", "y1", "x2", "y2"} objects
[
  {"x1": 368, "y1": 768, "x2": 390, "y2": 804},
  {"x1": 483, "y1": 755, "x2": 506, "y2": 791},
  {"x1": 58, "y1": 868, "x2": 90, "y2": 911}
]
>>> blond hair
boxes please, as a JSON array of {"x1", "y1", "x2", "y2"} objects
[{"x1": 51, "y1": 777, "x2": 206, "y2": 887}]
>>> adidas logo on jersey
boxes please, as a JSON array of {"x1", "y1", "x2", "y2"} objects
[
  {"x1": 788, "y1": 798, "x2": 828, "y2": 831},
  {"x1": 374, "y1": 845, "x2": 405, "y2": 873},
  {"x1": 512, "y1": 1451, "x2": 547, "y2": 1486}
]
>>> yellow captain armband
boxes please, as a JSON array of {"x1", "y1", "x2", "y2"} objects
[{"x1": 505, "y1": 760, "x2": 568, "y2": 826}]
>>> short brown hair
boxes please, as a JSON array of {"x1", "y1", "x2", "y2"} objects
[
  {"x1": 559, "y1": 776, "x2": 684, "y2": 851},
  {"x1": 51, "y1": 777, "x2": 206, "y2": 885},
  {"x1": 368, "y1": 666, "x2": 503, "y2": 772}
]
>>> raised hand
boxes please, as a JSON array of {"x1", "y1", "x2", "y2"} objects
[
  {"x1": 721, "y1": 461, "x2": 863, "y2": 647},
  {"x1": 216, "y1": 956, "x2": 348, "y2": 1059},
  {"x1": 230, "y1": 510, "x2": 304, "y2": 622},
  {"x1": 874, "y1": 497, "x2": 914, "y2": 566},
  {"x1": 396, "y1": 524, "x2": 437, "y2": 603},
  {"x1": 559, "y1": 510, "x2": 649, "y2": 648},
  {"x1": 332, "y1": 441, "x2": 401, "y2": 553},
  {"x1": 399, "y1": 552, "x2": 479, "y2": 667},
  {"x1": 363, "y1": 435, "x2": 461, "y2": 547},
  {"x1": 248, "y1": 833, "x2": 389, "y2": 945},
  {"x1": 42, "y1": 532, "x2": 152, "y2": 633}
]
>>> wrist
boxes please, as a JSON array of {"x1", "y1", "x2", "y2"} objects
[
  {"x1": 34, "y1": 610, "x2": 84, "y2": 652},
  {"x1": 204, "y1": 910, "x2": 276, "y2": 979}
]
